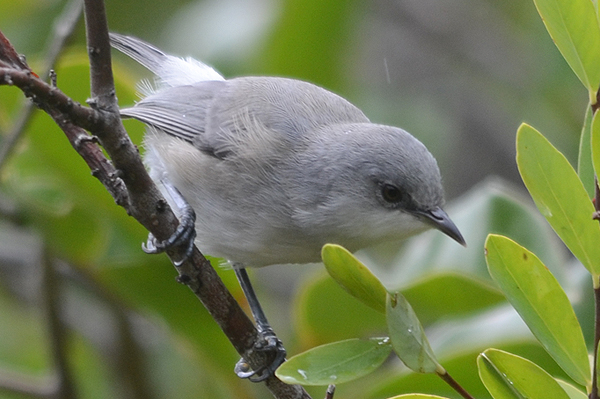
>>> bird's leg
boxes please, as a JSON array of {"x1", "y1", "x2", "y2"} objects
[
  {"x1": 142, "y1": 180, "x2": 196, "y2": 266},
  {"x1": 233, "y1": 266, "x2": 286, "y2": 382}
]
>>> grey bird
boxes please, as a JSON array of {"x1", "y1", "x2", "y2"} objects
[{"x1": 110, "y1": 33, "x2": 465, "y2": 381}]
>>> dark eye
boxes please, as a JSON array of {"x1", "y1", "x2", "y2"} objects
[{"x1": 381, "y1": 184, "x2": 404, "y2": 204}]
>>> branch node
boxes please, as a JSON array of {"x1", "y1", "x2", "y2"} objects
[
  {"x1": 73, "y1": 133, "x2": 99, "y2": 149},
  {"x1": 175, "y1": 274, "x2": 191, "y2": 284},
  {"x1": 119, "y1": 136, "x2": 129, "y2": 148},
  {"x1": 49, "y1": 69, "x2": 57, "y2": 87},
  {"x1": 109, "y1": 169, "x2": 123, "y2": 179},
  {"x1": 156, "y1": 198, "x2": 168, "y2": 213},
  {"x1": 86, "y1": 96, "x2": 98, "y2": 109},
  {"x1": 114, "y1": 188, "x2": 129, "y2": 209},
  {"x1": 87, "y1": 45, "x2": 100, "y2": 57}
]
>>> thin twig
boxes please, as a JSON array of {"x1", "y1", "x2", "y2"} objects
[
  {"x1": 41, "y1": 0, "x2": 85, "y2": 80},
  {"x1": 42, "y1": 252, "x2": 77, "y2": 399},
  {"x1": 0, "y1": 250, "x2": 81, "y2": 398},
  {"x1": 437, "y1": 369, "x2": 474, "y2": 399},
  {"x1": 82, "y1": 0, "x2": 115, "y2": 110},
  {"x1": 0, "y1": 104, "x2": 35, "y2": 171},
  {"x1": 0, "y1": 0, "x2": 83, "y2": 170},
  {"x1": 55, "y1": 261, "x2": 156, "y2": 399}
]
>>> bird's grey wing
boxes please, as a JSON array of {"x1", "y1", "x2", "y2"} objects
[
  {"x1": 121, "y1": 77, "x2": 370, "y2": 159},
  {"x1": 120, "y1": 80, "x2": 231, "y2": 157},
  {"x1": 207, "y1": 77, "x2": 370, "y2": 139}
]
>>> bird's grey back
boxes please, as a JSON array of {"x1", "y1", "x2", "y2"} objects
[{"x1": 121, "y1": 77, "x2": 370, "y2": 159}]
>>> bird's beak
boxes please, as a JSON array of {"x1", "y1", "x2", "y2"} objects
[{"x1": 414, "y1": 207, "x2": 466, "y2": 247}]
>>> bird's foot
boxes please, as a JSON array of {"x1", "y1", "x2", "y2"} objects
[
  {"x1": 234, "y1": 329, "x2": 286, "y2": 382},
  {"x1": 142, "y1": 200, "x2": 196, "y2": 266}
]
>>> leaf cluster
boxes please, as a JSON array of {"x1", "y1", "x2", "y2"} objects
[{"x1": 275, "y1": 0, "x2": 600, "y2": 398}]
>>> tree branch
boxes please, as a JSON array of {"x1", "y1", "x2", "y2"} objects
[
  {"x1": 56, "y1": 260, "x2": 157, "y2": 399},
  {"x1": 41, "y1": 252, "x2": 77, "y2": 399},
  {"x1": 0, "y1": 0, "x2": 83, "y2": 170},
  {"x1": 0, "y1": 1, "x2": 310, "y2": 397}
]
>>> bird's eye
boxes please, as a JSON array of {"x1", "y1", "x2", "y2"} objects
[{"x1": 381, "y1": 184, "x2": 404, "y2": 204}]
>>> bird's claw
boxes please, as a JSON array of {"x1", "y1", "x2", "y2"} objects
[
  {"x1": 142, "y1": 202, "x2": 197, "y2": 266},
  {"x1": 234, "y1": 330, "x2": 286, "y2": 382}
]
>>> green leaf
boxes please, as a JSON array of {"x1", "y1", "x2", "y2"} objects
[
  {"x1": 293, "y1": 272, "x2": 386, "y2": 348},
  {"x1": 532, "y1": 0, "x2": 600, "y2": 98},
  {"x1": 516, "y1": 123, "x2": 600, "y2": 276},
  {"x1": 478, "y1": 349, "x2": 570, "y2": 399},
  {"x1": 485, "y1": 235, "x2": 591, "y2": 387},
  {"x1": 386, "y1": 395, "x2": 451, "y2": 399},
  {"x1": 386, "y1": 292, "x2": 441, "y2": 374},
  {"x1": 556, "y1": 380, "x2": 589, "y2": 399},
  {"x1": 275, "y1": 337, "x2": 392, "y2": 386},
  {"x1": 402, "y1": 273, "x2": 505, "y2": 326},
  {"x1": 577, "y1": 105, "x2": 594, "y2": 197},
  {"x1": 322, "y1": 244, "x2": 387, "y2": 313},
  {"x1": 368, "y1": 342, "x2": 567, "y2": 399}
]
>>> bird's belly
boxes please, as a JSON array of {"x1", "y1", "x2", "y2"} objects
[{"x1": 193, "y1": 215, "x2": 323, "y2": 267}]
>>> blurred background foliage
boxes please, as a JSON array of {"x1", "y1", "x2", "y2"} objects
[{"x1": 0, "y1": 0, "x2": 593, "y2": 398}]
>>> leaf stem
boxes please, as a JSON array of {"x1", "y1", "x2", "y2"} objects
[
  {"x1": 591, "y1": 274, "x2": 600, "y2": 399},
  {"x1": 436, "y1": 369, "x2": 474, "y2": 399},
  {"x1": 592, "y1": 88, "x2": 600, "y2": 114},
  {"x1": 589, "y1": 282, "x2": 600, "y2": 399},
  {"x1": 592, "y1": 178, "x2": 600, "y2": 399},
  {"x1": 324, "y1": 385, "x2": 335, "y2": 399}
]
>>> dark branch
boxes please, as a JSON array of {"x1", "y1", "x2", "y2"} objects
[
  {"x1": 83, "y1": 0, "x2": 115, "y2": 110},
  {"x1": 57, "y1": 261, "x2": 157, "y2": 398},
  {"x1": 42, "y1": 252, "x2": 77, "y2": 399},
  {"x1": 0, "y1": 2, "x2": 311, "y2": 397},
  {"x1": 0, "y1": 0, "x2": 83, "y2": 170},
  {"x1": 0, "y1": 67, "x2": 103, "y2": 131}
]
